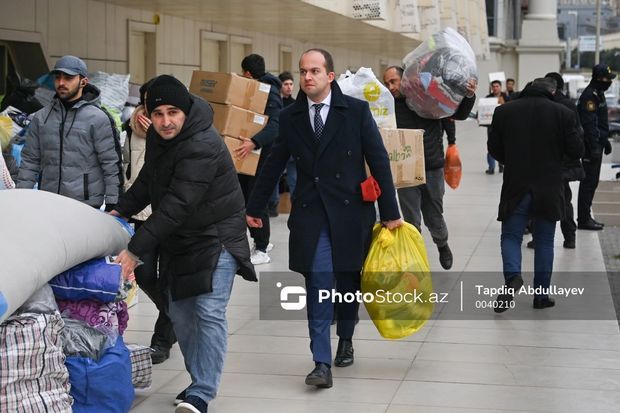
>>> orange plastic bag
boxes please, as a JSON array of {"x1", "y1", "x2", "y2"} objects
[{"x1": 444, "y1": 144, "x2": 462, "y2": 189}]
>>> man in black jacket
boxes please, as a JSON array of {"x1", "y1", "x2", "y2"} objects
[
  {"x1": 577, "y1": 64, "x2": 615, "y2": 230},
  {"x1": 112, "y1": 75, "x2": 256, "y2": 413},
  {"x1": 235, "y1": 54, "x2": 284, "y2": 265},
  {"x1": 489, "y1": 78, "x2": 583, "y2": 312},
  {"x1": 383, "y1": 66, "x2": 476, "y2": 270}
]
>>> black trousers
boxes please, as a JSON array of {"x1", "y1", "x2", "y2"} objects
[
  {"x1": 560, "y1": 181, "x2": 577, "y2": 242},
  {"x1": 132, "y1": 220, "x2": 176, "y2": 348},
  {"x1": 577, "y1": 157, "x2": 603, "y2": 223},
  {"x1": 238, "y1": 174, "x2": 271, "y2": 251}
]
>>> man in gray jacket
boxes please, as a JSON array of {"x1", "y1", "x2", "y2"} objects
[{"x1": 17, "y1": 55, "x2": 122, "y2": 209}]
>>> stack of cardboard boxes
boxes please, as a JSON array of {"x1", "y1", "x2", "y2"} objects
[{"x1": 189, "y1": 71, "x2": 271, "y2": 175}]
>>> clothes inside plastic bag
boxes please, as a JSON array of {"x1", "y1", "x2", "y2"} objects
[
  {"x1": 16, "y1": 284, "x2": 58, "y2": 314},
  {"x1": 61, "y1": 317, "x2": 117, "y2": 361},
  {"x1": 362, "y1": 223, "x2": 434, "y2": 339},
  {"x1": 49, "y1": 256, "x2": 123, "y2": 303},
  {"x1": 401, "y1": 27, "x2": 478, "y2": 119},
  {"x1": 65, "y1": 336, "x2": 135, "y2": 413},
  {"x1": 57, "y1": 299, "x2": 129, "y2": 335},
  {"x1": 337, "y1": 67, "x2": 396, "y2": 128},
  {"x1": 0, "y1": 73, "x2": 43, "y2": 114}
]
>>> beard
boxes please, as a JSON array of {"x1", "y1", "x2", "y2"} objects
[{"x1": 56, "y1": 84, "x2": 81, "y2": 102}]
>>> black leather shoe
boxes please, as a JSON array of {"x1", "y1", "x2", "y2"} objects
[
  {"x1": 526, "y1": 240, "x2": 535, "y2": 249},
  {"x1": 150, "y1": 345, "x2": 171, "y2": 365},
  {"x1": 577, "y1": 220, "x2": 603, "y2": 231},
  {"x1": 499, "y1": 164, "x2": 504, "y2": 173},
  {"x1": 485, "y1": 169, "x2": 494, "y2": 175},
  {"x1": 334, "y1": 340, "x2": 354, "y2": 367},
  {"x1": 438, "y1": 244, "x2": 453, "y2": 270},
  {"x1": 533, "y1": 297, "x2": 555, "y2": 309},
  {"x1": 563, "y1": 239, "x2": 576, "y2": 249},
  {"x1": 593, "y1": 219, "x2": 605, "y2": 227},
  {"x1": 305, "y1": 363, "x2": 333, "y2": 388},
  {"x1": 494, "y1": 275, "x2": 524, "y2": 314}
]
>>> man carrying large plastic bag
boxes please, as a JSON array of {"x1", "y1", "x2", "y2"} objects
[{"x1": 400, "y1": 27, "x2": 478, "y2": 119}]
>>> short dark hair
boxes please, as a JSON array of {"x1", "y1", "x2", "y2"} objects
[
  {"x1": 544, "y1": 72, "x2": 564, "y2": 90},
  {"x1": 301, "y1": 48, "x2": 334, "y2": 73},
  {"x1": 491, "y1": 80, "x2": 502, "y2": 86},
  {"x1": 279, "y1": 71, "x2": 294, "y2": 83},
  {"x1": 506, "y1": 78, "x2": 515, "y2": 83},
  {"x1": 532, "y1": 77, "x2": 557, "y2": 93},
  {"x1": 241, "y1": 54, "x2": 266, "y2": 79},
  {"x1": 385, "y1": 66, "x2": 404, "y2": 77}
]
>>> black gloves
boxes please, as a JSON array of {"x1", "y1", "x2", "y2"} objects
[
  {"x1": 104, "y1": 203, "x2": 117, "y2": 212},
  {"x1": 605, "y1": 141, "x2": 613, "y2": 155}
]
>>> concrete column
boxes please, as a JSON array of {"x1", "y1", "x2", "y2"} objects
[{"x1": 516, "y1": 0, "x2": 563, "y2": 89}]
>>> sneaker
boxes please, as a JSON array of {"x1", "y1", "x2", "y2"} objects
[
  {"x1": 251, "y1": 250, "x2": 271, "y2": 265},
  {"x1": 251, "y1": 242, "x2": 274, "y2": 253},
  {"x1": 174, "y1": 389, "x2": 187, "y2": 405},
  {"x1": 175, "y1": 395, "x2": 208, "y2": 413}
]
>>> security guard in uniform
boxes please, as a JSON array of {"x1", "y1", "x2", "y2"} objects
[{"x1": 577, "y1": 64, "x2": 615, "y2": 230}]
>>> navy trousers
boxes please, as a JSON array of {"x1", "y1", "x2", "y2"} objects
[{"x1": 305, "y1": 226, "x2": 360, "y2": 365}]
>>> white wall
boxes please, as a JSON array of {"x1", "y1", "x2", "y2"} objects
[{"x1": 0, "y1": 0, "x2": 402, "y2": 87}]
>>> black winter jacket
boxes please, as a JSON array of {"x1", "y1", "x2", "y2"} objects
[
  {"x1": 578, "y1": 83, "x2": 609, "y2": 160},
  {"x1": 116, "y1": 95, "x2": 257, "y2": 300},
  {"x1": 394, "y1": 95, "x2": 475, "y2": 170},
  {"x1": 488, "y1": 85, "x2": 584, "y2": 222},
  {"x1": 553, "y1": 90, "x2": 585, "y2": 181}
]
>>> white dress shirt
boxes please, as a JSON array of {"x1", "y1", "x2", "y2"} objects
[{"x1": 307, "y1": 92, "x2": 332, "y2": 133}]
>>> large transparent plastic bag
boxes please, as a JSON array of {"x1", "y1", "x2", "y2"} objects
[
  {"x1": 338, "y1": 67, "x2": 397, "y2": 128},
  {"x1": 362, "y1": 223, "x2": 433, "y2": 339},
  {"x1": 401, "y1": 27, "x2": 478, "y2": 119}
]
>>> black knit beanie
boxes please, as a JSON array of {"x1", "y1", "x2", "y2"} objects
[{"x1": 146, "y1": 75, "x2": 191, "y2": 115}]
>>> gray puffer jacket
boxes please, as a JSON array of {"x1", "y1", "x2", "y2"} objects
[{"x1": 17, "y1": 84, "x2": 123, "y2": 208}]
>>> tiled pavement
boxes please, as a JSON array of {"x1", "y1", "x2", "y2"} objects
[{"x1": 128, "y1": 120, "x2": 620, "y2": 413}]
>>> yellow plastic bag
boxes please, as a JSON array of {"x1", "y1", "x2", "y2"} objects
[
  {"x1": 362, "y1": 222, "x2": 433, "y2": 339},
  {"x1": 0, "y1": 116, "x2": 12, "y2": 151}
]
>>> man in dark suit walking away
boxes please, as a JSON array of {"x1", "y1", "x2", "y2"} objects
[{"x1": 246, "y1": 49, "x2": 403, "y2": 388}]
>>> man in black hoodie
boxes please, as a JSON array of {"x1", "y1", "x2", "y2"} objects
[
  {"x1": 112, "y1": 75, "x2": 257, "y2": 413},
  {"x1": 236, "y1": 54, "x2": 284, "y2": 265},
  {"x1": 383, "y1": 66, "x2": 476, "y2": 270}
]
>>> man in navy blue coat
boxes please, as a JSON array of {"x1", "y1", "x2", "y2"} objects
[{"x1": 246, "y1": 49, "x2": 403, "y2": 388}]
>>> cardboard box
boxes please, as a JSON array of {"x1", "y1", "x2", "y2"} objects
[
  {"x1": 278, "y1": 192, "x2": 291, "y2": 214},
  {"x1": 212, "y1": 103, "x2": 268, "y2": 140},
  {"x1": 477, "y1": 97, "x2": 499, "y2": 126},
  {"x1": 378, "y1": 128, "x2": 426, "y2": 188},
  {"x1": 190, "y1": 71, "x2": 270, "y2": 114},
  {"x1": 223, "y1": 136, "x2": 261, "y2": 176}
]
